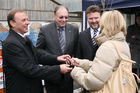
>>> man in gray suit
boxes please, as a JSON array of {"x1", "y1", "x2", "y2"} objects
[{"x1": 36, "y1": 5, "x2": 79, "y2": 93}]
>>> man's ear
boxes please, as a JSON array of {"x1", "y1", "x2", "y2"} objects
[
  {"x1": 53, "y1": 13, "x2": 56, "y2": 20},
  {"x1": 10, "y1": 20, "x2": 16, "y2": 28},
  {"x1": 53, "y1": 16, "x2": 55, "y2": 20}
]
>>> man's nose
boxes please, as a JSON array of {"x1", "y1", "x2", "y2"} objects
[
  {"x1": 62, "y1": 18, "x2": 68, "y2": 21},
  {"x1": 26, "y1": 20, "x2": 29, "y2": 25},
  {"x1": 92, "y1": 19, "x2": 96, "y2": 23}
]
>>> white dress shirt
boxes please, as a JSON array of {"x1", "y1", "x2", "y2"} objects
[{"x1": 90, "y1": 27, "x2": 100, "y2": 39}]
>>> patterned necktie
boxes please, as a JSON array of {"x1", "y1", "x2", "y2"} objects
[
  {"x1": 58, "y1": 27, "x2": 65, "y2": 53},
  {"x1": 92, "y1": 30, "x2": 98, "y2": 45}
]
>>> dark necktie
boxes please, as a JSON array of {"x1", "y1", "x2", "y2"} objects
[
  {"x1": 92, "y1": 30, "x2": 98, "y2": 45},
  {"x1": 24, "y1": 36, "x2": 31, "y2": 45},
  {"x1": 58, "y1": 27, "x2": 65, "y2": 53}
]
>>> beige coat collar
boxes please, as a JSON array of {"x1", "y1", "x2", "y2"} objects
[{"x1": 95, "y1": 32, "x2": 125, "y2": 46}]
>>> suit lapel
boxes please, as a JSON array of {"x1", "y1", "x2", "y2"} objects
[
  {"x1": 85, "y1": 28, "x2": 93, "y2": 47},
  {"x1": 11, "y1": 31, "x2": 38, "y2": 63},
  {"x1": 10, "y1": 30, "x2": 26, "y2": 45},
  {"x1": 64, "y1": 24, "x2": 71, "y2": 53},
  {"x1": 50, "y1": 22, "x2": 62, "y2": 53},
  {"x1": 85, "y1": 28, "x2": 97, "y2": 48},
  {"x1": 24, "y1": 37, "x2": 39, "y2": 63}
]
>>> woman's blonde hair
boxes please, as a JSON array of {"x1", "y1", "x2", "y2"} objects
[{"x1": 100, "y1": 10, "x2": 127, "y2": 37}]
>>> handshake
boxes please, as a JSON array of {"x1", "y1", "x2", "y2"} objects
[{"x1": 57, "y1": 54, "x2": 79, "y2": 74}]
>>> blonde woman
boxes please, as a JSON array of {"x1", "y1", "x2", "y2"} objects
[{"x1": 70, "y1": 10, "x2": 136, "y2": 92}]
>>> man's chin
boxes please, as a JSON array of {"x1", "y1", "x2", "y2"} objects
[
  {"x1": 25, "y1": 30, "x2": 28, "y2": 33},
  {"x1": 60, "y1": 23, "x2": 67, "y2": 27},
  {"x1": 92, "y1": 27, "x2": 98, "y2": 30}
]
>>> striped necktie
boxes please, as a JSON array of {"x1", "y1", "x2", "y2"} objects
[
  {"x1": 92, "y1": 30, "x2": 98, "y2": 45},
  {"x1": 58, "y1": 27, "x2": 65, "y2": 53}
]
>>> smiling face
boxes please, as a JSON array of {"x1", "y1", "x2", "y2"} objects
[
  {"x1": 10, "y1": 12, "x2": 29, "y2": 35},
  {"x1": 87, "y1": 12, "x2": 100, "y2": 30},
  {"x1": 54, "y1": 7, "x2": 68, "y2": 27}
]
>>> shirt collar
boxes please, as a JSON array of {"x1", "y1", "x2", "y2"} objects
[
  {"x1": 90, "y1": 27, "x2": 100, "y2": 32},
  {"x1": 56, "y1": 25, "x2": 65, "y2": 31},
  {"x1": 16, "y1": 32, "x2": 25, "y2": 37},
  {"x1": 90, "y1": 27, "x2": 100, "y2": 38}
]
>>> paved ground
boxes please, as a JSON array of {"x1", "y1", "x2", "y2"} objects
[
  {"x1": 43, "y1": 81, "x2": 82, "y2": 93},
  {"x1": 43, "y1": 87, "x2": 82, "y2": 93}
]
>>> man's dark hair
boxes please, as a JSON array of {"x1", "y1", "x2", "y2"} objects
[
  {"x1": 7, "y1": 9, "x2": 24, "y2": 29},
  {"x1": 54, "y1": 5, "x2": 69, "y2": 14},
  {"x1": 86, "y1": 5, "x2": 101, "y2": 15}
]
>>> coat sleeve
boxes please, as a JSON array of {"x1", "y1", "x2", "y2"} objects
[
  {"x1": 2, "y1": 42, "x2": 62, "y2": 83},
  {"x1": 71, "y1": 42, "x2": 120, "y2": 91},
  {"x1": 72, "y1": 58, "x2": 93, "y2": 72},
  {"x1": 71, "y1": 26, "x2": 79, "y2": 57},
  {"x1": 126, "y1": 25, "x2": 134, "y2": 43},
  {"x1": 36, "y1": 26, "x2": 47, "y2": 50},
  {"x1": 36, "y1": 26, "x2": 61, "y2": 65},
  {"x1": 76, "y1": 33, "x2": 83, "y2": 59},
  {"x1": 36, "y1": 26, "x2": 54, "y2": 55},
  {"x1": 36, "y1": 48, "x2": 60, "y2": 66}
]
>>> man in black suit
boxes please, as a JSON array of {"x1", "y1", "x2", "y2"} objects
[
  {"x1": 76, "y1": 5, "x2": 101, "y2": 61},
  {"x1": 76, "y1": 5, "x2": 101, "y2": 93},
  {"x1": 126, "y1": 13, "x2": 140, "y2": 77},
  {"x1": 2, "y1": 9, "x2": 73, "y2": 93},
  {"x1": 36, "y1": 5, "x2": 79, "y2": 93}
]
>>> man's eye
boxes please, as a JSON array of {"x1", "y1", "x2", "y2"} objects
[
  {"x1": 59, "y1": 16, "x2": 68, "y2": 19},
  {"x1": 59, "y1": 16, "x2": 63, "y2": 19}
]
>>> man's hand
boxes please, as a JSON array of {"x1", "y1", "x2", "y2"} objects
[
  {"x1": 57, "y1": 54, "x2": 71, "y2": 62},
  {"x1": 67, "y1": 58, "x2": 79, "y2": 67},
  {"x1": 60, "y1": 64, "x2": 72, "y2": 74}
]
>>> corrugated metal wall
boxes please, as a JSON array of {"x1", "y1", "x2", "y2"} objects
[{"x1": 0, "y1": 0, "x2": 57, "y2": 21}]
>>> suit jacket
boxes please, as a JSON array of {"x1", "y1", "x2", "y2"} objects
[
  {"x1": 2, "y1": 30, "x2": 62, "y2": 93},
  {"x1": 126, "y1": 24, "x2": 140, "y2": 48},
  {"x1": 126, "y1": 24, "x2": 140, "y2": 68},
  {"x1": 76, "y1": 28, "x2": 99, "y2": 61},
  {"x1": 37, "y1": 21, "x2": 79, "y2": 56},
  {"x1": 36, "y1": 21, "x2": 79, "y2": 93}
]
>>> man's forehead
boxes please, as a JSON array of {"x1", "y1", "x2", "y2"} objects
[
  {"x1": 56, "y1": 7, "x2": 68, "y2": 13},
  {"x1": 15, "y1": 12, "x2": 28, "y2": 18},
  {"x1": 15, "y1": 12, "x2": 26, "y2": 15}
]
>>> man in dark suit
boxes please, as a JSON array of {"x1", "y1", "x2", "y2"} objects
[
  {"x1": 76, "y1": 5, "x2": 101, "y2": 61},
  {"x1": 126, "y1": 13, "x2": 140, "y2": 77},
  {"x1": 2, "y1": 9, "x2": 73, "y2": 93},
  {"x1": 36, "y1": 5, "x2": 79, "y2": 93},
  {"x1": 76, "y1": 5, "x2": 101, "y2": 93}
]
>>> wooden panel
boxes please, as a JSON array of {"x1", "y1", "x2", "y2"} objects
[{"x1": 0, "y1": 0, "x2": 56, "y2": 21}]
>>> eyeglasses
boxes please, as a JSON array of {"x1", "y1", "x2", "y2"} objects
[
  {"x1": 59, "y1": 16, "x2": 68, "y2": 19},
  {"x1": 12, "y1": 19, "x2": 16, "y2": 22}
]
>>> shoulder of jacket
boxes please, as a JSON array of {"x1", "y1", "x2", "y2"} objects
[
  {"x1": 41, "y1": 22, "x2": 55, "y2": 31},
  {"x1": 67, "y1": 23, "x2": 79, "y2": 29},
  {"x1": 128, "y1": 24, "x2": 135, "y2": 29},
  {"x1": 80, "y1": 28, "x2": 90, "y2": 34}
]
